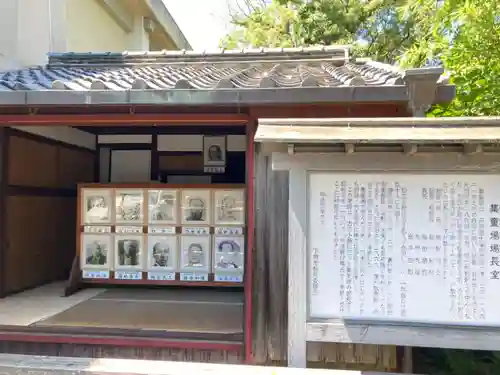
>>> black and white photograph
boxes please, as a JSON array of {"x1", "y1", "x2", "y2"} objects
[
  {"x1": 148, "y1": 189, "x2": 178, "y2": 224},
  {"x1": 213, "y1": 236, "x2": 244, "y2": 270},
  {"x1": 115, "y1": 235, "x2": 143, "y2": 268},
  {"x1": 147, "y1": 235, "x2": 177, "y2": 270},
  {"x1": 82, "y1": 189, "x2": 111, "y2": 224},
  {"x1": 181, "y1": 189, "x2": 211, "y2": 225},
  {"x1": 180, "y1": 235, "x2": 210, "y2": 271},
  {"x1": 203, "y1": 136, "x2": 226, "y2": 166},
  {"x1": 115, "y1": 189, "x2": 144, "y2": 224},
  {"x1": 81, "y1": 234, "x2": 111, "y2": 268},
  {"x1": 214, "y1": 189, "x2": 245, "y2": 225}
]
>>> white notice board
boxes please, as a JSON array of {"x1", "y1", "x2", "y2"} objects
[{"x1": 308, "y1": 172, "x2": 500, "y2": 325}]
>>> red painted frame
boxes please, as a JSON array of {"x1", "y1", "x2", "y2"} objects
[
  {"x1": 0, "y1": 332, "x2": 243, "y2": 351},
  {"x1": 244, "y1": 120, "x2": 255, "y2": 364},
  {"x1": 2, "y1": 113, "x2": 255, "y2": 361}
]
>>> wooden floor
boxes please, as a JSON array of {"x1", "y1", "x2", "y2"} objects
[
  {"x1": 0, "y1": 282, "x2": 105, "y2": 326},
  {"x1": 0, "y1": 282, "x2": 244, "y2": 341}
]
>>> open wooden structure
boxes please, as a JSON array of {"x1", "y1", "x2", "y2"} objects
[
  {"x1": 0, "y1": 46, "x2": 454, "y2": 371},
  {"x1": 256, "y1": 116, "x2": 500, "y2": 373}
]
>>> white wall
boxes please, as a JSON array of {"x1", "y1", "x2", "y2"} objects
[
  {"x1": 97, "y1": 134, "x2": 247, "y2": 183},
  {"x1": 156, "y1": 135, "x2": 247, "y2": 152},
  {"x1": 11, "y1": 126, "x2": 96, "y2": 150},
  {"x1": 0, "y1": 0, "x2": 151, "y2": 70},
  {"x1": 65, "y1": 0, "x2": 128, "y2": 53},
  {"x1": 0, "y1": 0, "x2": 21, "y2": 70}
]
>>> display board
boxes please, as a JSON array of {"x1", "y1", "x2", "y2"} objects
[
  {"x1": 79, "y1": 184, "x2": 245, "y2": 285},
  {"x1": 309, "y1": 173, "x2": 500, "y2": 325}
]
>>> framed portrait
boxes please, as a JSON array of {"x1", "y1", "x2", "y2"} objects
[
  {"x1": 180, "y1": 235, "x2": 210, "y2": 272},
  {"x1": 81, "y1": 234, "x2": 112, "y2": 269},
  {"x1": 81, "y1": 188, "x2": 112, "y2": 224},
  {"x1": 115, "y1": 189, "x2": 144, "y2": 224},
  {"x1": 114, "y1": 235, "x2": 144, "y2": 269},
  {"x1": 214, "y1": 189, "x2": 245, "y2": 225},
  {"x1": 213, "y1": 236, "x2": 245, "y2": 271},
  {"x1": 147, "y1": 235, "x2": 178, "y2": 271},
  {"x1": 181, "y1": 189, "x2": 211, "y2": 225},
  {"x1": 147, "y1": 189, "x2": 178, "y2": 225},
  {"x1": 203, "y1": 136, "x2": 226, "y2": 166}
]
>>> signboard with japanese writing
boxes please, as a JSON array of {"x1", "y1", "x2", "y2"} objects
[{"x1": 309, "y1": 173, "x2": 500, "y2": 325}]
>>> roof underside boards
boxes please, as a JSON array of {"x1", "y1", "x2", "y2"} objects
[
  {"x1": 255, "y1": 117, "x2": 500, "y2": 144},
  {"x1": 0, "y1": 47, "x2": 454, "y2": 106}
]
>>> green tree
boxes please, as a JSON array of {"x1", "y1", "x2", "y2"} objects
[
  {"x1": 221, "y1": 0, "x2": 500, "y2": 117},
  {"x1": 422, "y1": 0, "x2": 500, "y2": 116},
  {"x1": 220, "y1": 1, "x2": 298, "y2": 48},
  {"x1": 220, "y1": 0, "x2": 438, "y2": 65}
]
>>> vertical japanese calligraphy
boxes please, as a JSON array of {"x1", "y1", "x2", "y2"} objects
[{"x1": 308, "y1": 173, "x2": 500, "y2": 325}]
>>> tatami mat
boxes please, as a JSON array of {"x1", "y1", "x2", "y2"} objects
[
  {"x1": 0, "y1": 282, "x2": 106, "y2": 326},
  {"x1": 95, "y1": 287, "x2": 244, "y2": 304},
  {"x1": 33, "y1": 287, "x2": 244, "y2": 334}
]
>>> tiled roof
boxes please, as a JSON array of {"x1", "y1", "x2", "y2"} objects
[
  {"x1": 0, "y1": 47, "x2": 446, "y2": 92},
  {"x1": 0, "y1": 46, "x2": 454, "y2": 106}
]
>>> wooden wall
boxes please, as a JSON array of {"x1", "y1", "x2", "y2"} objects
[
  {"x1": 3, "y1": 129, "x2": 95, "y2": 295},
  {"x1": 253, "y1": 150, "x2": 397, "y2": 371},
  {"x1": 251, "y1": 104, "x2": 409, "y2": 371}
]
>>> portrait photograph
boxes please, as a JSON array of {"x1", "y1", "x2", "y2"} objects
[
  {"x1": 214, "y1": 189, "x2": 245, "y2": 225},
  {"x1": 81, "y1": 234, "x2": 111, "y2": 269},
  {"x1": 181, "y1": 189, "x2": 211, "y2": 225},
  {"x1": 147, "y1": 235, "x2": 178, "y2": 270},
  {"x1": 81, "y1": 189, "x2": 112, "y2": 224},
  {"x1": 213, "y1": 236, "x2": 244, "y2": 270},
  {"x1": 180, "y1": 235, "x2": 210, "y2": 271},
  {"x1": 115, "y1": 189, "x2": 144, "y2": 224},
  {"x1": 115, "y1": 235, "x2": 143, "y2": 269},
  {"x1": 147, "y1": 189, "x2": 178, "y2": 225},
  {"x1": 203, "y1": 136, "x2": 226, "y2": 166}
]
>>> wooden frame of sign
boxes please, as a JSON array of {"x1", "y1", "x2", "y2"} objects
[
  {"x1": 273, "y1": 151, "x2": 500, "y2": 368},
  {"x1": 77, "y1": 183, "x2": 246, "y2": 287}
]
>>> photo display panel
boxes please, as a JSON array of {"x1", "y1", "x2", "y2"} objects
[{"x1": 308, "y1": 173, "x2": 500, "y2": 325}]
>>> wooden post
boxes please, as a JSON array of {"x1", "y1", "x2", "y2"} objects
[
  {"x1": 0, "y1": 127, "x2": 8, "y2": 298},
  {"x1": 287, "y1": 166, "x2": 308, "y2": 367}
]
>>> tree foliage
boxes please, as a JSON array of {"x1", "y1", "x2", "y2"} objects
[
  {"x1": 426, "y1": 0, "x2": 500, "y2": 116},
  {"x1": 221, "y1": 0, "x2": 437, "y2": 65},
  {"x1": 221, "y1": 0, "x2": 500, "y2": 117}
]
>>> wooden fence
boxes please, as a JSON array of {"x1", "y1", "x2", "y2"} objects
[{"x1": 252, "y1": 147, "x2": 398, "y2": 371}]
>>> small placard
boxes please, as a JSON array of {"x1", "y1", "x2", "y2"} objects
[
  {"x1": 148, "y1": 226, "x2": 176, "y2": 234},
  {"x1": 114, "y1": 271, "x2": 142, "y2": 280},
  {"x1": 215, "y1": 227, "x2": 244, "y2": 236},
  {"x1": 84, "y1": 226, "x2": 112, "y2": 233},
  {"x1": 204, "y1": 166, "x2": 225, "y2": 173},
  {"x1": 115, "y1": 226, "x2": 143, "y2": 234},
  {"x1": 215, "y1": 274, "x2": 243, "y2": 283},
  {"x1": 82, "y1": 270, "x2": 110, "y2": 279},
  {"x1": 148, "y1": 272, "x2": 176, "y2": 281},
  {"x1": 182, "y1": 227, "x2": 210, "y2": 235},
  {"x1": 180, "y1": 272, "x2": 209, "y2": 282}
]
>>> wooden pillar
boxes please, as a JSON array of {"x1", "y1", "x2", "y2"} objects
[
  {"x1": 0, "y1": 127, "x2": 9, "y2": 297},
  {"x1": 287, "y1": 164, "x2": 308, "y2": 367},
  {"x1": 245, "y1": 119, "x2": 256, "y2": 363}
]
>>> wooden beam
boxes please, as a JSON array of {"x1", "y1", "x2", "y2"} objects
[
  {"x1": 463, "y1": 143, "x2": 483, "y2": 155},
  {"x1": 0, "y1": 127, "x2": 7, "y2": 298},
  {"x1": 306, "y1": 320, "x2": 500, "y2": 351},
  {"x1": 344, "y1": 143, "x2": 355, "y2": 154},
  {"x1": 0, "y1": 114, "x2": 249, "y2": 127},
  {"x1": 403, "y1": 144, "x2": 418, "y2": 155}
]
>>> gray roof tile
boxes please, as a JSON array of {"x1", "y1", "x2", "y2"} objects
[{"x1": 0, "y1": 46, "x2": 447, "y2": 92}]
